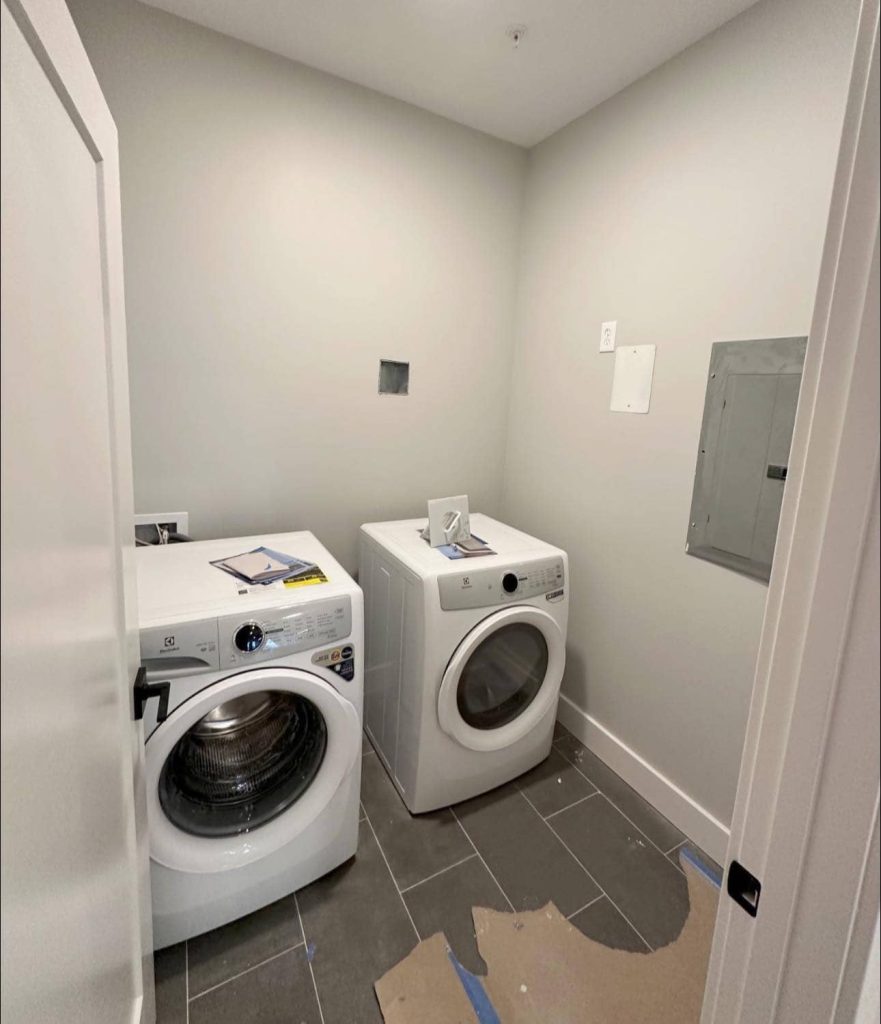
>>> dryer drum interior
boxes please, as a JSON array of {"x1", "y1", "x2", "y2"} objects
[
  {"x1": 456, "y1": 622, "x2": 549, "y2": 730},
  {"x1": 158, "y1": 690, "x2": 327, "y2": 838}
]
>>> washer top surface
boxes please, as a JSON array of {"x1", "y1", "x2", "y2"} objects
[
  {"x1": 137, "y1": 531, "x2": 359, "y2": 629},
  {"x1": 360, "y1": 513, "x2": 564, "y2": 579}
]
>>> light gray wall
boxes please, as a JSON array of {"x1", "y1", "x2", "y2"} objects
[
  {"x1": 68, "y1": 0, "x2": 527, "y2": 571},
  {"x1": 70, "y1": 0, "x2": 858, "y2": 828},
  {"x1": 501, "y1": 0, "x2": 858, "y2": 825}
]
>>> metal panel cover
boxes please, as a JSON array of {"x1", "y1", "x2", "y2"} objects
[{"x1": 686, "y1": 337, "x2": 807, "y2": 583}]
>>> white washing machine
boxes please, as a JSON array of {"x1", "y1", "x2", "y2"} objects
[
  {"x1": 136, "y1": 532, "x2": 363, "y2": 949},
  {"x1": 359, "y1": 514, "x2": 568, "y2": 812}
]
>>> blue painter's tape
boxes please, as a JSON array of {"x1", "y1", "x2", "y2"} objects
[
  {"x1": 447, "y1": 949, "x2": 501, "y2": 1024},
  {"x1": 680, "y1": 846, "x2": 723, "y2": 889}
]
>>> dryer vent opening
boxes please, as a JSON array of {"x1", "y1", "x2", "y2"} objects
[{"x1": 378, "y1": 360, "x2": 409, "y2": 395}]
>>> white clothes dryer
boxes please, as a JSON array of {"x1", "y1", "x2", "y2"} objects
[
  {"x1": 359, "y1": 514, "x2": 568, "y2": 812},
  {"x1": 136, "y1": 532, "x2": 363, "y2": 949}
]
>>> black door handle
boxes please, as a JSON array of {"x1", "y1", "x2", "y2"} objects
[
  {"x1": 133, "y1": 665, "x2": 171, "y2": 723},
  {"x1": 727, "y1": 859, "x2": 762, "y2": 917}
]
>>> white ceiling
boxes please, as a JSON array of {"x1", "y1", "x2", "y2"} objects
[{"x1": 140, "y1": 0, "x2": 759, "y2": 147}]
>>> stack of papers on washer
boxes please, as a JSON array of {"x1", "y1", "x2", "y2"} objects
[{"x1": 210, "y1": 547, "x2": 320, "y2": 586}]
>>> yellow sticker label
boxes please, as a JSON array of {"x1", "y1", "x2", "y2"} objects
[{"x1": 283, "y1": 572, "x2": 329, "y2": 588}]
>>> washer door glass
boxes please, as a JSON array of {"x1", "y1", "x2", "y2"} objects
[
  {"x1": 158, "y1": 690, "x2": 327, "y2": 837},
  {"x1": 456, "y1": 622, "x2": 549, "y2": 730}
]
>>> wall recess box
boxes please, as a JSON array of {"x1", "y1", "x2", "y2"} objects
[
  {"x1": 134, "y1": 511, "x2": 190, "y2": 543},
  {"x1": 378, "y1": 360, "x2": 410, "y2": 395}
]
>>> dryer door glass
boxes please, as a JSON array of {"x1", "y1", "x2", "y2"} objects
[
  {"x1": 158, "y1": 690, "x2": 327, "y2": 837},
  {"x1": 456, "y1": 622, "x2": 549, "y2": 730}
]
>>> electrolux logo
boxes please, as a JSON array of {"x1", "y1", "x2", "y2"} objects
[{"x1": 164, "y1": 636, "x2": 175, "y2": 648}]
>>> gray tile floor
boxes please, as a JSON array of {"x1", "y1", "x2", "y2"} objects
[{"x1": 155, "y1": 723, "x2": 721, "y2": 1023}]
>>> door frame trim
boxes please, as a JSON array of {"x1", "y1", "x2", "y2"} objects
[
  {"x1": 3, "y1": 0, "x2": 152, "y2": 1019},
  {"x1": 702, "y1": 1, "x2": 880, "y2": 1019}
]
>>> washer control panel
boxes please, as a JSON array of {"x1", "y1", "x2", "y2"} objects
[
  {"x1": 218, "y1": 595, "x2": 353, "y2": 668},
  {"x1": 438, "y1": 556, "x2": 565, "y2": 611}
]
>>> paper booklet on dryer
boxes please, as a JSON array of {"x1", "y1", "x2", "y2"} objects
[{"x1": 435, "y1": 534, "x2": 496, "y2": 559}]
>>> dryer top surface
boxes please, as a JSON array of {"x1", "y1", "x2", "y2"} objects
[{"x1": 360, "y1": 513, "x2": 566, "y2": 578}]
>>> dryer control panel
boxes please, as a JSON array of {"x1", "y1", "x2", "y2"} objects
[
  {"x1": 218, "y1": 595, "x2": 353, "y2": 668},
  {"x1": 438, "y1": 556, "x2": 565, "y2": 611}
]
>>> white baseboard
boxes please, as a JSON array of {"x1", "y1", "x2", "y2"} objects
[{"x1": 556, "y1": 694, "x2": 730, "y2": 866}]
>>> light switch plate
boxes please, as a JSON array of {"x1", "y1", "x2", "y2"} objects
[
  {"x1": 600, "y1": 321, "x2": 617, "y2": 352},
  {"x1": 610, "y1": 344, "x2": 656, "y2": 413}
]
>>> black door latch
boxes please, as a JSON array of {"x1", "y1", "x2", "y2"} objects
[
  {"x1": 133, "y1": 665, "x2": 170, "y2": 723},
  {"x1": 727, "y1": 860, "x2": 762, "y2": 918}
]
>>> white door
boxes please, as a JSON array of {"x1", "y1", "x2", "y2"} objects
[
  {"x1": 702, "y1": 1, "x2": 879, "y2": 1020},
  {"x1": 437, "y1": 606, "x2": 566, "y2": 751},
  {"x1": 0, "y1": 1, "x2": 152, "y2": 1022},
  {"x1": 145, "y1": 667, "x2": 360, "y2": 873}
]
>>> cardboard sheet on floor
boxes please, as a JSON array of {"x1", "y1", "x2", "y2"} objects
[{"x1": 375, "y1": 857, "x2": 718, "y2": 1024}]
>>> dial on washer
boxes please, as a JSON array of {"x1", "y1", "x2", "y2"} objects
[{"x1": 234, "y1": 622, "x2": 264, "y2": 653}]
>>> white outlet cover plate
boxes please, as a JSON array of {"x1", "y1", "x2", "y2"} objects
[
  {"x1": 610, "y1": 344, "x2": 656, "y2": 414},
  {"x1": 600, "y1": 320, "x2": 617, "y2": 352}
]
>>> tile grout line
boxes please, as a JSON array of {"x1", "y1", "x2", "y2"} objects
[
  {"x1": 542, "y1": 790, "x2": 599, "y2": 821},
  {"x1": 604, "y1": 893, "x2": 662, "y2": 949},
  {"x1": 518, "y1": 788, "x2": 654, "y2": 954},
  {"x1": 187, "y1": 940, "x2": 306, "y2": 1003},
  {"x1": 665, "y1": 840, "x2": 688, "y2": 878},
  {"x1": 545, "y1": 750, "x2": 703, "y2": 928},
  {"x1": 553, "y1": 737, "x2": 688, "y2": 867},
  {"x1": 295, "y1": 891, "x2": 326, "y2": 1024},
  {"x1": 529, "y1": 793, "x2": 654, "y2": 954},
  {"x1": 449, "y1": 807, "x2": 516, "y2": 913},
  {"x1": 665, "y1": 836, "x2": 724, "y2": 876},
  {"x1": 565, "y1": 893, "x2": 604, "y2": 920},
  {"x1": 398, "y1": 853, "x2": 478, "y2": 895},
  {"x1": 363, "y1": 811, "x2": 422, "y2": 943},
  {"x1": 592, "y1": 792, "x2": 687, "y2": 872}
]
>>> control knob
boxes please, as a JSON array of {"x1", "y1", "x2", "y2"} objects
[
  {"x1": 502, "y1": 572, "x2": 519, "y2": 594},
  {"x1": 234, "y1": 622, "x2": 264, "y2": 653}
]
